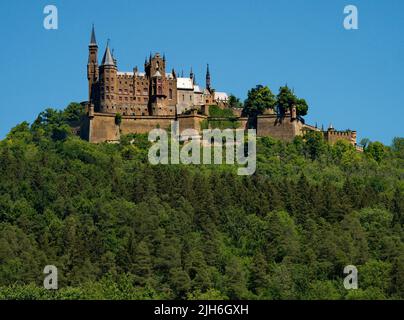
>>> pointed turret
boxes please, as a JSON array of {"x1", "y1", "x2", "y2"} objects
[
  {"x1": 99, "y1": 40, "x2": 117, "y2": 113},
  {"x1": 89, "y1": 24, "x2": 97, "y2": 46},
  {"x1": 87, "y1": 24, "x2": 99, "y2": 102},
  {"x1": 101, "y1": 41, "x2": 114, "y2": 66},
  {"x1": 206, "y1": 64, "x2": 211, "y2": 91}
]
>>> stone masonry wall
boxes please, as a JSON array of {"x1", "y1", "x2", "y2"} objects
[{"x1": 257, "y1": 115, "x2": 303, "y2": 141}]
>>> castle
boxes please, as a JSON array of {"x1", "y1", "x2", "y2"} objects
[
  {"x1": 87, "y1": 25, "x2": 227, "y2": 118},
  {"x1": 82, "y1": 26, "x2": 359, "y2": 148}
]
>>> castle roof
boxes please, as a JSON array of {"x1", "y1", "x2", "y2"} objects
[
  {"x1": 90, "y1": 24, "x2": 97, "y2": 45},
  {"x1": 101, "y1": 43, "x2": 114, "y2": 66},
  {"x1": 214, "y1": 91, "x2": 228, "y2": 101},
  {"x1": 194, "y1": 85, "x2": 203, "y2": 93},
  {"x1": 117, "y1": 71, "x2": 134, "y2": 76},
  {"x1": 177, "y1": 77, "x2": 193, "y2": 90}
]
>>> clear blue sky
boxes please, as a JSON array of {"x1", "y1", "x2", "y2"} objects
[{"x1": 0, "y1": 0, "x2": 403, "y2": 144}]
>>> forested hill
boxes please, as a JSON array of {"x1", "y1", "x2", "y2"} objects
[{"x1": 0, "y1": 103, "x2": 403, "y2": 300}]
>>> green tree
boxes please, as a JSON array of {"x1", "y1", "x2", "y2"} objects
[
  {"x1": 242, "y1": 85, "x2": 276, "y2": 119},
  {"x1": 365, "y1": 141, "x2": 386, "y2": 163},
  {"x1": 224, "y1": 257, "x2": 250, "y2": 299},
  {"x1": 228, "y1": 94, "x2": 243, "y2": 109},
  {"x1": 276, "y1": 86, "x2": 309, "y2": 116},
  {"x1": 131, "y1": 241, "x2": 153, "y2": 285},
  {"x1": 303, "y1": 131, "x2": 327, "y2": 160}
]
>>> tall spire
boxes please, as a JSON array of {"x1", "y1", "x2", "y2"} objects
[
  {"x1": 190, "y1": 67, "x2": 194, "y2": 80},
  {"x1": 206, "y1": 64, "x2": 211, "y2": 90},
  {"x1": 90, "y1": 24, "x2": 97, "y2": 46},
  {"x1": 101, "y1": 40, "x2": 114, "y2": 66}
]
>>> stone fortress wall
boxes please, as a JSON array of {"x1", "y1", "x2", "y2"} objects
[{"x1": 83, "y1": 105, "x2": 358, "y2": 147}]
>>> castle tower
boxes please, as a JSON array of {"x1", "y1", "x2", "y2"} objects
[
  {"x1": 99, "y1": 41, "x2": 117, "y2": 113},
  {"x1": 206, "y1": 64, "x2": 211, "y2": 91},
  {"x1": 87, "y1": 25, "x2": 99, "y2": 103},
  {"x1": 149, "y1": 54, "x2": 167, "y2": 115}
]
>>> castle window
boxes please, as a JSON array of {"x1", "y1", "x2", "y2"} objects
[
  {"x1": 183, "y1": 95, "x2": 185, "y2": 101},
  {"x1": 190, "y1": 95, "x2": 192, "y2": 101},
  {"x1": 169, "y1": 89, "x2": 173, "y2": 99}
]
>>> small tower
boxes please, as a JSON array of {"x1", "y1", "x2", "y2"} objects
[
  {"x1": 87, "y1": 24, "x2": 99, "y2": 103},
  {"x1": 148, "y1": 53, "x2": 167, "y2": 115},
  {"x1": 99, "y1": 40, "x2": 117, "y2": 113},
  {"x1": 206, "y1": 64, "x2": 211, "y2": 91}
]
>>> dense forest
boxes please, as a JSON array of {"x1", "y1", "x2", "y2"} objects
[{"x1": 0, "y1": 103, "x2": 403, "y2": 300}]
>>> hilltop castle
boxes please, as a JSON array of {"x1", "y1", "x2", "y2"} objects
[{"x1": 82, "y1": 26, "x2": 358, "y2": 148}]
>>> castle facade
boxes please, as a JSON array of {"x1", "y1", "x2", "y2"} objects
[{"x1": 87, "y1": 26, "x2": 228, "y2": 118}]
